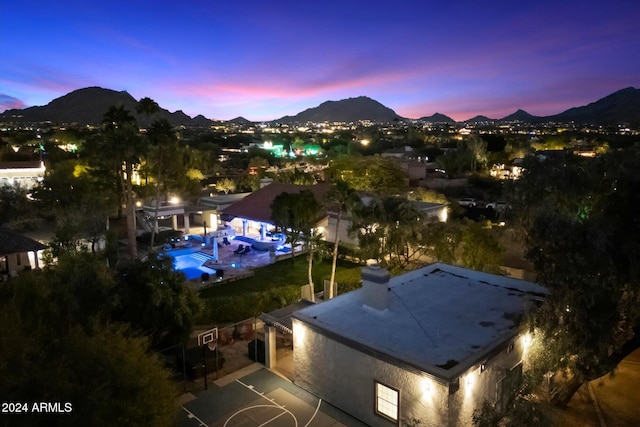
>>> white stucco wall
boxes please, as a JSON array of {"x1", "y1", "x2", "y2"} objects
[
  {"x1": 322, "y1": 206, "x2": 448, "y2": 249},
  {"x1": 323, "y1": 213, "x2": 359, "y2": 247},
  {"x1": 2, "y1": 252, "x2": 34, "y2": 276},
  {"x1": 293, "y1": 319, "x2": 450, "y2": 426},
  {"x1": 293, "y1": 319, "x2": 528, "y2": 427},
  {"x1": 446, "y1": 336, "x2": 526, "y2": 426},
  {"x1": 0, "y1": 162, "x2": 45, "y2": 190}
]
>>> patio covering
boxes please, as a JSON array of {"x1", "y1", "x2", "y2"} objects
[
  {"x1": 222, "y1": 182, "x2": 332, "y2": 223},
  {"x1": 0, "y1": 227, "x2": 47, "y2": 256},
  {"x1": 260, "y1": 300, "x2": 316, "y2": 334}
]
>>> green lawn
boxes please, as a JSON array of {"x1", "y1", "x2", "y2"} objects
[{"x1": 198, "y1": 258, "x2": 361, "y2": 298}]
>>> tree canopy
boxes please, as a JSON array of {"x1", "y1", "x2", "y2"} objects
[
  {"x1": 270, "y1": 189, "x2": 322, "y2": 262},
  {"x1": 350, "y1": 195, "x2": 425, "y2": 269},
  {"x1": 508, "y1": 147, "x2": 640, "y2": 399},
  {"x1": 114, "y1": 256, "x2": 203, "y2": 349},
  {"x1": 326, "y1": 155, "x2": 408, "y2": 195},
  {"x1": 0, "y1": 252, "x2": 180, "y2": 426}
]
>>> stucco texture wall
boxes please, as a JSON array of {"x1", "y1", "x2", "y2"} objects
[
  {"x1": 293, "y1": 319, "x2": 528, "y2": 427},
  {"x1": 446, "y1": 337, "x2": 525, "y2": 426},
  {"x1": 293, "y1": 319, "x2": 449, "y2": 426}
]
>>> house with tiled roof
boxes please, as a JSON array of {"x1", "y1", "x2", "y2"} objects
[
  {"x1": 221, "y1": 182, "x2": 332, "y2": 249},
  {"x1": 221, "y1": 182, "x2": 447, "y2": 250},
  {"x1": 0, "y1": 227, "x2": 47, "y2": 279}
]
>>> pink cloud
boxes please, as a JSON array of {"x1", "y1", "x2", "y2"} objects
[
  {"x1": 168, "y1": 66, "x2": 417, "y2": 104},
  {"x1": 0, "y1": 94, "x2": 26, "y2": 112}
]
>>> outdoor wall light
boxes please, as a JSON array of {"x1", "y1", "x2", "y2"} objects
[
  {"x1": 292, "y1": 321, "x2": 306, "y2": 348},
  {"x1": 465, "y1": 371, "x2": 476, "y2": 397},
  {"x1": 421, "y1": 378, "x2": 435, "y2": 402}
]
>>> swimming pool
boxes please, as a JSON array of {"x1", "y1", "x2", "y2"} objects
[{"x1": 166, "y1": 248, "x2": 216, "y2": 281}]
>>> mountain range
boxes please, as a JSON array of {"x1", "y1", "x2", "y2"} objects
[
  {"x1": 276, "y1": 96, "x2": 401, "y2": 123},
  {"x1": 0, "y1": 87, "x2": 213, "y2": 127},
  {"x1": 1, "y1": 86, "x2": 639, "y2": 126}
]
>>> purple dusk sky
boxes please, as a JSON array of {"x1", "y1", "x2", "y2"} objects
[{"x1": 1, "y1": 0, "x2": 639, "y2": 122}]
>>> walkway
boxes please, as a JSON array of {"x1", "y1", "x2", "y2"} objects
[{"x1": 559, "y1": 348, "x2": 640, "y2": 427}]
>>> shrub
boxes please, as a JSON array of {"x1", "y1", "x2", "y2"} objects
[
  {"x1": 198, "y1": 285, "x2": 301, "y2": 324},
  {"x1": 330, "y1": 267, "x2": 363, "y2": 295}
]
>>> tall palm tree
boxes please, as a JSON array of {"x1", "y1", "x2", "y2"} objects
[
  {"x1": 102, "y1": 105, "x2": 141, "y2": 260},
  {"x1": 301, "y1": 228, "x2": 324, "y2": 303},
  {"x1": 324, "y1": 180, "x2": 358, "y2": 299},
  {"x1": 146, "y1": 119, "x2": 177, "y2": 248},
  {"x1": 271, "y1": 190, "x2": 323, "y2": 300},
  {"x1": 136, "y1": 97, "x2": 161, "y2": 126}
]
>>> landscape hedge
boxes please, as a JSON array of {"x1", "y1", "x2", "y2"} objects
[{"x1": 198, "y1": 284, "x2": 301, "y2": 324}]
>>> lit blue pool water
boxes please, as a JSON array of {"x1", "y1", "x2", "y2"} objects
[{"x1": 164, "y1": 247, "x2": 216, "y2": 281}]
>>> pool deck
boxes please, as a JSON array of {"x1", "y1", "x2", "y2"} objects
[{"x1": 170, "y1": 235, "x2": 304, "y2": 289}]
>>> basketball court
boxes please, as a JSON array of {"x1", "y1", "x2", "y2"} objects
[{"x1": 177, "y1": 368, "x2": 367, "y2": 427}]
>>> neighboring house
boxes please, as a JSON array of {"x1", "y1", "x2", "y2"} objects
[
  {"x1": 193, "y1": 192, "x2": 251, "y2": 234},
  {"x1": 292, "y1": 263, "x2": 546, "y2": 426},
  {"x1": 401, "y1": 159, "x2": 429, "y2": 187},
  {"x1": 221, "y1": 182, "x2": 331, "y2": 240},
  {"x1": 412, "y1": 200, "x2": 448, "y2": 223},
  {"x1": 323, "y1": 196, "x2": 448, "y2": 248},
  {"x1": 0, "y1": 161, "x2": 46, "y2": 189},
  {"x1": 381, "y1": 146, "x2": 414, "y2": 159},
  {"x1": 221, "y1": 182, "x2": 448, "y2": 250},
  {"x1": 490, "y1": 158, "x2": 527, "y2": 180},
  {"x1": 0, "y1": 228, "x2": 47, "y2": 278}
]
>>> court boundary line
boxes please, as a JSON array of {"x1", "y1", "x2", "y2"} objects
[
  {"x1": 235, "y1": 379, "x2": 299, "y2": 427},
  {"x1": 223, "y1": 404, "x2": 292, "y2": 427},
  {"x1": 258, "y1": 407, "x2": 288, "y2": 426},
  {"x1": 182, "y1": 406, "x2": 208, "y2": 427},
  {"x1": 303, "y1": 398, "x2": 322, "y2": 427}
]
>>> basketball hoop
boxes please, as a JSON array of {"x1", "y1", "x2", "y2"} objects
[
  {"x1": 197, "y1": 328, "x2": 218, "y2": 348},
  {"x1": 197, "y1": 327, "x2": 218, "y2": 391}
]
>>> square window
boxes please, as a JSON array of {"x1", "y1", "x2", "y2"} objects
[{"x1": 375, "y1": 381, "x2": 399, "y2": 422}]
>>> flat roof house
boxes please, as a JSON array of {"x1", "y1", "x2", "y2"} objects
[
  {"x1": 0, "y1": 161, "x2": 45, "y2": 189},
  {"x1": 292, "y1": 263, "x2": 546, "y2": 426}
]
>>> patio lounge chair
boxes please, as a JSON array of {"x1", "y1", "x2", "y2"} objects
[
  {"x1": 240, "y1": 246, "x2": 251, "y2": 255},
  {"x1": 222, "y1": 237, "x2": 231, "y2": 246},
  {"x1": 233, "y1": 244, "x2": 245, "y2": 254}
]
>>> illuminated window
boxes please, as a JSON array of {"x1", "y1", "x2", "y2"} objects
[{"x1": 375, "y1": 381, "x2": 399, "y2": 422}]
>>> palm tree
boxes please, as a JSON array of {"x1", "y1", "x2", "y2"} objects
[
  {"x1": 136, "y1": 97, "x2": 160, "y2": 126},
  {"x1": 324, "y1": 179, "x2": 358, "y2": 299},
  {"x1": 102, "y1": 105, "x2": 141, "y2": 260},
  {"x1": 146, "y1": 119, "x2": 176, "y2": 248},
  {"x1": 271, "y1": 189, "x2": 322, "y2": 284},
  {"x1": 301, "y1": 228, "x2": 324, "y2": 303}
]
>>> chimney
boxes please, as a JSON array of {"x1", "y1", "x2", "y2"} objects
[{"x1": 362, "y1": 264, "x2": 391, "y2": 311}]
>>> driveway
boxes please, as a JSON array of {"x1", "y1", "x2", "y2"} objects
[{"x1": 559, "y1": 348, "x2": 640, "y2": 427}]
